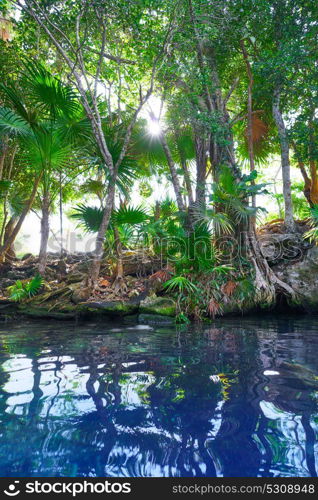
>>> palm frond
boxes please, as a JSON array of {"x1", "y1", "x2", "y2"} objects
[
  {"x1": 0, "y1": 179, "x2": 12, "y2": 196},
  {"x1": 163, "y1": 276, "x2": 199, "y2": 294},
  {"x1": 24, "y1": 274, "x2": 43, "y2": 297},
  {"x1": 22, "y1": 127, "x2": 72, "y2": 172},
  {"x1": 23, "y1": 61, "x2": 79, "y2": 118},
  {"x1": 8, "y1": 274, "x2": 43, "y2": 302},
  {"x1": 71, "y1": 204, "x2": 104, "y2": 233},
  {"x1": 112, "y1": 205, "x2": 149, "y2": 226},
  {"x1": 0, "y1": 84, "x2": 31, "y2": 123},
  {"x1": 0, "y1": 107, "x2": 31, "y2": 137}
]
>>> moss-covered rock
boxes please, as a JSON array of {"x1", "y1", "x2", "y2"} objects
[
  {"x1": 17, "y1": 305, "x2": 77, "y2": 320},
  {"x1": 139, "y1": 296, "x2": 176, "y2": 317},
  {"x1": 0, "y1": 300, "x2": 139, "y2": 320},
  {"x1": 274, "y1": 246, "x2": 318, "y2": 312},
  {"x1": 78, "y1": 300, "x2": 139, "y2": 317}
]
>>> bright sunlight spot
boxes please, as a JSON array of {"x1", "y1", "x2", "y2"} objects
[{"x1": 148, "y1": 119, "x2": 162, "y2": 136}]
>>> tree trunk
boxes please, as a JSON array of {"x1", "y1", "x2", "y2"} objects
[
  {"x1": 272, "y1": 88, "x2": 295, "y2": 232},
  {"x1": 308, "y1": 124, "x2": 318, "y2": 205},
  {"x1": 291, "y1": 141, "x2": 312, "y2": 206},
  {"x1": 38, "y1": 194, "x2": 50, "y2": 275},
  {"x1": 194, "y1": 135, "x2": 208, "y2": 210},
  {"x1": 1, "y1": 216, "x2": 18, "y2": 263},
  {"x1": 181, "y1": 157, "x2": 194, "y2": 205},
  {"x1": 0, "y1": 137, "x2": 8, "y2": 181},
  {"x1": 160, "y1": 132, "x2": 186, "y2": 213},
  {"x1": 0, "y1": 144, "x2": 17, "y2": 247},
  {"x1": 300, "y1": 162, "x2": 312, "y2": 206},
  {"x1": 309, "y1": 161, "x2": 318, "y2": 205},
  {"x1": 0, "y1": 173, "x2": 42, "y2": 261},
  {"x1": 240, "y1": 40, "x2": 256, "y2": 228},
  {"x1": 112, "y1": 225, "x2": 127, "y2": 294},
  {"x1": 88, "y1": 180, "x2": 116, "y2": 287}
]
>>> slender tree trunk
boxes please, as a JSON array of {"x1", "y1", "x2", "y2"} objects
[
  {"x1": 154, "y1": 201, "x2": 160, "y2": 221},
  {"x1": 160, "y1": 133, "x2": 186, "y2": 213},
  {"x1": 240, "y1": 40, "x2": 256, "y2": 229},
  {"x1": 0, "y1": 200, "x2": 8, "y2": 246},
  {"x1": 1, "y1": 216, "x2": 18, "y2": 262},
  {"x1": 272, "y1": 88, "x2": 295, "y2": 232},
  {"x1": 0, "y1": 173, "x2": 42, "y2": 261},
  {"x1": 194, "y1": 135, "x2": 208, "y2": 210},
  {"x1": 112, "y1": 225, "x2": 127, "y2": 294},
  {"x1": 38, "y1": 194, "x2": 50, "y2": 275},
  {"x1": 180, "y1": 158, "x2": 194, "y2": 205},
  {"x1": 309, "y1": 161, "x2": 318, "y2": 205},
  {"x1": 299, "y1": 161, "x2": 312, "y2": 206},
  {"x1": 0, "y1": 137, "x2": 8, "y2": 181},
  {"x1": 308, "y1": 123, "x2": 318, "y2": 205},
  {"x1": 291, "y1": 141, "x2": 312, "y2": 206},
  {"x1": 59, "y1": 172, "x2": 64, "y2": 257},
  {"x1": 113, "y1": 227, "x2": 124, "y2": 279},
  {"x1": 0, "y1": 144, "x2": 17, "y2": 247},
  {"x1": 88, "y1": 180, "x2": 116, "y2": 287}
]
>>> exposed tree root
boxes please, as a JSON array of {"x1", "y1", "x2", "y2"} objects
[
  {"x1": 112, "y1": 276, "x2": 128, "y2": 295},
  {"x1": 245, "y1": 230, "x2": 296, "y2": 305}
]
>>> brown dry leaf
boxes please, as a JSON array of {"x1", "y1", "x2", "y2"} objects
[
  {"x1": 149, "y1": 269, "x2": 171, "y2": 283},
  {"x1": 100, "y1": 279, "x2": 111, "y2": 287},
  {"x1": 222, "y1": 280, "x2": 237, "y2": 297},
  {"x1": 251, "y1": 114, "x2": 268, "y2": 143},
  {"x1": 207, "y1": 299, "x2": 221, "y2": 318}
]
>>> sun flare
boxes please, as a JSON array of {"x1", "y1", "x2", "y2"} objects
[{"x1": 148, "y1": 119, "x2": 162, "y2": 136}]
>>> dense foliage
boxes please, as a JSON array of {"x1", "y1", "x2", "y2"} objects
[{"x1": 0, "y1": 0, "x2": 317, "y2": 318}]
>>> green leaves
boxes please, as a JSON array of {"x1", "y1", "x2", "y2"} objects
[
  {"x1": 163, "y1": 276, "x2": 199, "y2": 294},
  {"x1": 8, "y1": 275, "x2": 43, "y2": 302},
  {"x1": 0, "y1": 179, "x2": 12, "y2": 197},
  {"x1": 22, "y1": 62, "x2": 79, "y2": 119},
  {"x1": 211, "y1": 166, "x2": 267, "y2": 224},
  {"x1": 71, "y1": 204, "x2": 104, "y2": 233},
  {"x1": 0, "y1": 108, "x2": 31, "y2": 137},
  {"x1": 71, "y1": 203, "x2": 149, "y2": 233},
  {"x1": 112, "y1": 205, "x2": 149, "y2": 226}
]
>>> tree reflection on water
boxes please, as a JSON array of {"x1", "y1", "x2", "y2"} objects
[{"x1": 0, "y1": 317, "x2": 317, "y2": 477}]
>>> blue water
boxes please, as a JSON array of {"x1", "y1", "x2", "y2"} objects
[{"x1": 0, "y1": 316, "x2": 317, "y2": 477}]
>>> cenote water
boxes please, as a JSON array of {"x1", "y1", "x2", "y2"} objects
[{"x1": 0, "y1": 316, "x2": 317, "y2": 478}]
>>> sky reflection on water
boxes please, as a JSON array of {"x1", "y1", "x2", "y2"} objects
[{"x1": 0, "y1": 316, "x2": 317, "y2": 477}]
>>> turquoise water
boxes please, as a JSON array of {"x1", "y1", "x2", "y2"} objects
[{"x1": 0, "y1": 316, "x2": 317, "y2": 477}]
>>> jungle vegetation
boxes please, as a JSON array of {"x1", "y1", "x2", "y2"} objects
[{"x1": 0, "y1": 0, "x2": 317, "y2": 319}]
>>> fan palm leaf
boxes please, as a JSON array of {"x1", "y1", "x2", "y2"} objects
[
  {"x1": 71, "y1": 204, "x2": 104, "y2": 233},
  {"x1": 0, "y1": 107, "x2": 31, "y2": 137},
  {"x1": 112, "y1": 205, "x2": 149, "y2": 225},
  {"x1": 71, "y1": 204, "x2": 149, "y2": 233},
  {"x1": 22, "y1": 61, "x2": 79, "y2": 119}
]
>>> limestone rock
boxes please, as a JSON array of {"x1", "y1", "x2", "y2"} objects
[
  {"x1": 273, "y1": 245, "x2": 318, "y2": 311},
  {"x1": 139, "y1": 296, "x2": 176, "y2": 317}
]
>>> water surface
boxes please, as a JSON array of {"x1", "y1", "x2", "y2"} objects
[{"x1": 0, "y1": 316, "x2": 317, "y2": 477}]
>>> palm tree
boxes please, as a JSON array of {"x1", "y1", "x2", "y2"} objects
[
  {"x1": 0, "y1": 62, "x2": 88, "y2": 271},
  {"x1": 71, "y1": 203, "x2": 149, "y2": 291}
]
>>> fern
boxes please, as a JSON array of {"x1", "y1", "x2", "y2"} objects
[
  {"x1": 112, "y1": 205, "x2": 149, "y2": 225},
  {"x1": 8, "y1": 280, "x2": 26, "y2": 302},
  {"x1": 24, "y1": 274, "x2": 43, "y2": 297},
  {"x1": 71, "y1": 204, "x2": 103, "y2": 233},
  {"x1": 163, "y1": 276, "x2": 199, "y2": 294},
  {"x1": 8, "y1": 274, "x2": 43, "y2": 302},
  {"x1": 71, "y1": 204, "x2": 149, "y2": 233}
]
